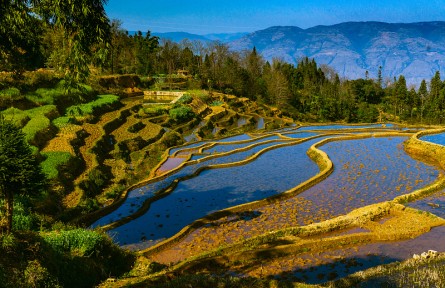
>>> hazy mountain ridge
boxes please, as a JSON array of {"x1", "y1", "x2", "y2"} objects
[
  {"x1": 150, "y1": 31, "x2": 248, "y2": 43},
  {"x1": 229, "y1": 21, "x2": 445, "y2": 85}
]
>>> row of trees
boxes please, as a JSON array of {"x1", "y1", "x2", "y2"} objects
[
  {"x1": 100, "y1": 22, "x2": 445, "y2": 123},
  {"x1": 2, "y1": 3, "x2": 445, "y2": 124}
]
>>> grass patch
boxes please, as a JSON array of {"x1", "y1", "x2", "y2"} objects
[
  {"x1": 139, "y1": 105, "x2": 168, "y2": 117},
  {"x1": 24, "y1": 80, "x2": 95, "y2": 106},
  {"x1": 40, "y1": 151, "x2": 72, "y2": 179},
  {"x1": 0, "y1": 87, "x2": 21, "y2": 99},
  {"x1": 52, "y1": 116, "x2": 75, "y2": 129},
  {"x1": 0, "y1": 107, "x2": 30, "y2": 127},
  {"x1": 169, "y1": 105, "x2": 195, "y2": 122},
  {"x1": 177, "y1": 94, "x2": 193, "y2": 104},
  {"x1": 22, "y1": 115, "x2": 51, "y2": 143},
  {"x1": 211, "y1": 100, "x2": 224, "y2": 106},
  {"x1": 66, "y1": 94, "x2": 119, "y2": 117},
  {"x1": 42, "y1": 229, "x2": 106, "y2": 256}
]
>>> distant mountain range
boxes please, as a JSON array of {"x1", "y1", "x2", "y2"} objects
[
  {"x1": 150, "y1": 21, "x2": 445, "y2": 85},
  {"x1": 147, "y1": 32, "x2": 248, "y2": 43}
]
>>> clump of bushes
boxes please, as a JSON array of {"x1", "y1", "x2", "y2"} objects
[
  {"x1": 127, "y1": 121, "x2": 146, "y2": 133},
  {"x1": 1, "y1": 107, "x2": 30, "y2": 127},
  {"x1": 169, "y1": 105, "x2": 195, "y2": 122},
  {"x1": 0, "y1": 87, "x2": 21, "y2": 99},
  {"x1": 66, "y1": 94, "x2": 119, "y2": 117},
  {"x1": 177, "y1": 94, "x2": 193, "y2": 104},
  {"x1": 160, "y1": 131, "x2": 183, "y2": 148},
  {"x1": 139, "y1": 105, "x2": 168, "y2": 117},
  {"x1": 79, "y1": 167, "x2": 112, "y2": 198},
  {"x1": 42, "y1": 229, "x2": 105, "y2": 256},
  {"x1": 40, "y1": 152, "x2": 73, "y2": 180},
  {"x1": 21, "y1": 105, "x2": 59, "y2": 147},
  {"x1": 211, "y1": 100, "x2": 224, "y2": 106}
]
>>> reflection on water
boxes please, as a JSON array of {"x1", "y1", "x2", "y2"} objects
[
  {"x1": 215, "y1": 134, "x2": 251, "y2": 143},
  {"x1": 295, "y1": 137, "x2": 439, "y2": 223},
  {"x1": 237, "y1": 117, "x2": 248, "y2": 127},
  {"x1": 420, "y1": 132, "x2": 445, "y2": 146},
  {"x1": 269, "y1": 226, "x2": 445, "y2": 284},
  {"x1": 408, "y1": 188, "x2": 445, "y2": 219},
  {"x1": 255, "y1": 117, "x2": 265, "y2": 129},
  {"x1": 108, "y1": 138, "x2": 323, "y2": 247},
  {"x1": 202, "y1": 135, "x2": 281, "y2": 154},
  {"x1": 92, "y1": 140, "x2": 289, "y2": 228},
  {"x1": 298, "y1": 123, "x2": 389, "y2": 131},
  {"x1": 156, "y1": 157, "x2": 186, "y2": 175},
  {"x1": 95, "y1": 123, "x2": 444, "y2": 262}
]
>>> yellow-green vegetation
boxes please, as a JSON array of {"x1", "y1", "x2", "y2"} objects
[
  {"x1": 0, "y1": 229, "x2": 134, "y2": 288},
  {"x1": 40, "y1": 152, "x2": 73, "y2": 179},
  {"x1": 404, "y1": 129, "x2": 445, "y2": 170},
  {"x1": 1, "y1": 105, "x2": 59, "y2": 148},
  {"x1": 328, "y1": 253, "x2": 445, "y2": 288},
  {"x1": 24, "y1": 81, "x2": 95, "y2": 106},
  {"x1": 66, "y1": 94, "x2": 120, "y2": 118}
]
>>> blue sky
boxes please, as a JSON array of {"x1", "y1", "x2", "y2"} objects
[{"x1": 105, "y1": 0, "x2": 445, "y2": 34}]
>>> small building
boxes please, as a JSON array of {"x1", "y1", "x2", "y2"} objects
[{"x1": 177, "y1": 69, "x2": 191, "y2": 78}]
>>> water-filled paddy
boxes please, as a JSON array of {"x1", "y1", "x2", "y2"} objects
[
  {"x1": 297, "y1": 123, "x2": 390, "y2": 131},
  {"x1": 420, "y1": 132, "x2": 445, "y2": 146},
  {"x1": 201, "y1": 135, "x2": 282, "y2": 154},
  {"x1": 297, "y1": 137, "x2": 439, "y2": 219},
  {"x1": 149, "y1": 135, "x2": 441, "y2": 262},
  {"x1": 408, "y1": 188, "x2": 445, "y2": 218},
  {"x1": 107, "y1": 137, "x2": 324, "y2": 247},
  {"x1": 248, "y1": 225, "x2": 445, "y2": 284},
  {"x1": 92, "y1": 139, "x2": 291, "y2": 228}
]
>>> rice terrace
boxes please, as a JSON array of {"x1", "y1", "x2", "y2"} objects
[{"x1": 2, "y1": 1, "x2": 445, "y2": 287}]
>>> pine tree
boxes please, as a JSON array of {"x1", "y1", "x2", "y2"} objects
[{"x1": 0, "y1": 118, "x2": 46, "y2": 233}]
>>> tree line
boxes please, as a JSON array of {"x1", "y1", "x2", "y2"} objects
[
  {"x1": 102, "y1": 22, "x2": 445, "y2": 124},
  {"x1": 2, "y1": 3, "x2": 445, "y2": 124}
]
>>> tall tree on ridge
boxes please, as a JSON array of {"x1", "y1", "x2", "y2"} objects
[{"x1": 0, "y1": 118, "x2": 46, "y2": 233}]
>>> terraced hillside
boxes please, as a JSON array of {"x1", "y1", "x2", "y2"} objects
[
  {"x1": 1, "y1": 82, "x2": 294, "y2": 223},
  {"x1": 93, "y1": 124, "x2": 445, "y2": 287}
]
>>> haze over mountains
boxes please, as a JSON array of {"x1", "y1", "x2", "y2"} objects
[{"x1": 153, "y1": 21, "x2": 445, "y2": 86}]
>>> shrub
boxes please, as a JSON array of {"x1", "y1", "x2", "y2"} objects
[
  {"x1": 0, "y1": 233, "x2": 15, "y2": 250},
  {"x1": 26, "y1": 105, "x2": 59, "y2": 119},
  {"x1": 52, "y1": 116, "x2": 75, "y2": 129},
  {"x1": 0, "y1": 107, "x2": 30, "y2": 127},
  {"x1": 211, "y1": 100, "x2": 224, "y2": 106},
  {"x1": 160, "y1": 131, "x2": 183, "y2": 148},
  {"x1": 22, "y1": 115, "x2": 51, "y2": 144},
  {"x1": 79, "y1": 167, "x2": 111, "y2": 198},
  {"x1": 127, "y1": 121, "x2": 146, "y2": 133},
  {"x1": 177, "y1": 94, "x2": 193, "y2": 104},
  {"x1": 22, "y1": 70, "x2": 60, "y2": 88},
  {"x1": 25, "y1": 87, "x2": 63, "y2": 105},
  {"x1": 24, "y1": 260, "x2": 60, "y2": 288},
  {"x1": 40, "y1": 152, "x2": 72, "y2": 179},
  {"x1": 65, "y1": 94, "x2": 119, "y2": 117},
  {"x1": 141, "y1": 105, "x2": 168, "y2": 117},
  {"x1": 42, "y1": 229, "x2": 106, "y2": 256},
  {"x1": 0, "y1": 87, "x2": 20, "y2": 99},
  {"x1": 169, "y1": 105, "x2": 195, "y2": 122}
]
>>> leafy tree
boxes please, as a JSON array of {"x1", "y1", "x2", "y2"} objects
[
  {"x1": 0, "y1": 0, "x2": 111, "y2": 84},
  {"x1": 0, "y1": 1, "x2": 45, "y2": 71},
  {"x1": 0, "y1": 118, "x2": 46, "y2": 233},
  {"x1": 41, "y1": 0, "x2": 111, "y2": 84}
]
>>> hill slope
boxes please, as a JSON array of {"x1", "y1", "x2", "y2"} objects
[{"x1": 229, "y1": 21, "x2": 445, "y2": 85}]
